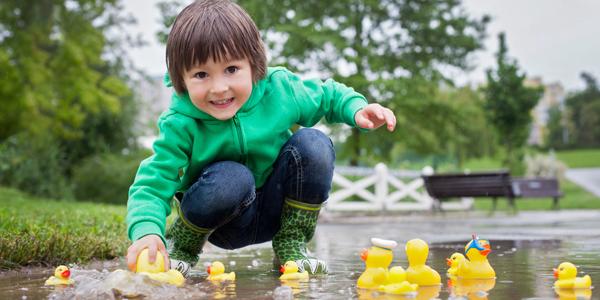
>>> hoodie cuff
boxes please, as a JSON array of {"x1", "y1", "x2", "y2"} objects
[{"x1": 130, "y1": 221, "x2": 166, "y2": 245}]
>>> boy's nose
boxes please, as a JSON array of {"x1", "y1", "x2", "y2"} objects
[{"x1": 210, "y1": 77, "x2": 229, "y2": 94}]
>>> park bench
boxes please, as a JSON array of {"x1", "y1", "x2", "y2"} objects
[
  {"x1": 422, "y1": 170, "x2": 515, "y2": 211},
  {"x1": 422, "y1": 170, "x2": 563, "y2": 211},
  {"x1": 511, "y1": 177, "x2": 563, "y2": 209}
]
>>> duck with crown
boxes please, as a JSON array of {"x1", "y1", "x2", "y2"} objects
[{"x1": 456, "y1": 235, "x2": 495, "y2": 279}]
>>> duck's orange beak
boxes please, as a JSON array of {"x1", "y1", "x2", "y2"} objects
[
  {"x1": 61, "y1": 269, "x2": 70, "y2": 279},
  {"x1": 480, "y1": 244, "x2": 491, "y2": 256},
  {"x1": 553, "y1": 268, "x2": 558, "y2": 279},
  {"x1": 446, "y1": 258, "x2": 453, "y2": 267},
  {"x1": 206, "y1": 266, "x2": 211, "y2": 274},
  {"x1": 280, "y1": 265, "x2": 285, "y2": 274},
  {"x1": 360, "y1": 249, "x2": 368, "y2": 261}
]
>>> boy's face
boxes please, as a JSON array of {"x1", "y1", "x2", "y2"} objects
[{"x1": 183, "y1": 57, "x2": 253, "y2": 120}]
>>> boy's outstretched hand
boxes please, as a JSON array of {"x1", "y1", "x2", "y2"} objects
[
  {"x1": 354, "y1": 103, "x2": 396, "y2": 132},
  {"x1": 126, "y1": 234, "x2": 170, "y2": 272}
]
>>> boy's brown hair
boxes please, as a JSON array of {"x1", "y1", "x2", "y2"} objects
[{"x1": 166, "y1": 0, "x2": 267, "y2": 94}]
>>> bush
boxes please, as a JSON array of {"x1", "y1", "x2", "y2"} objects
[
  {"x1": 524, "y1": 152, "x2": 567, "y2": 180},
  {"x1": 0, "y1": 133, "x2": 72, "y2": 199},
  {"x1": 72, "y1": 149, "x2": 151, "y2": 204}
]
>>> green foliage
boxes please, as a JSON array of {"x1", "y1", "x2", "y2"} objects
[
  {"x1": 0, "y1": 133, "x2": 72, "y2": 200},
  {"x1": 0, "y1": 187, "x2": 128, "y2": 269},
  {"x1": 545, "y1": 104, "x2": 569, "y2": 149},
  {"x1": 157, "y1": 0, "x2": 489, "y2": 165},
  {"x1": 563, "y1": 73, "x2": 600, "y2": 148},
  {"x1": 483, "y1": 33, "x2": 543, "y2": 174},
  {"x1": 0, "y1": 0, "x2": 141, "y2": 198},
  {"x1": 72, "y1": 150, "x2": 151, "y2": 204}
]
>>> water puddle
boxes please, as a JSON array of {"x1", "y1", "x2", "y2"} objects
[{"x1": 2, "y1": 211, "x2": 599, "y2": 299}]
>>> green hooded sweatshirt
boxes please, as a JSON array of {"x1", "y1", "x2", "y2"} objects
[{"x1": 127, "y1": 67, "x2": 368, "y2": 243}]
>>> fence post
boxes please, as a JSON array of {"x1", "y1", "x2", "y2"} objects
[{"x1": 375, "y1": 163, "x2": 388, "y2": 210}]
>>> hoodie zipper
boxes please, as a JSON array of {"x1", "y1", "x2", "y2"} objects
[{"x1": 233, "y1": 116, "x2": 247, "y2": 164}]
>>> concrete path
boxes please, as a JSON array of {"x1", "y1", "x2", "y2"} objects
[{"x1": 566, "y1": 167, "x2": 600, "y2": 197}]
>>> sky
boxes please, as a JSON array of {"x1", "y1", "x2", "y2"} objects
[{"x1": 123, "y1": 0, "x2": 600, "y2": 91}]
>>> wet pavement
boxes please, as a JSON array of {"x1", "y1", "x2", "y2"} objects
[
  {"x1": 2, "y1": 209, "x2": 600, "y2": 299},
  {"x1": 566, "y1": 168, "x2": 600, "y2": 197}
]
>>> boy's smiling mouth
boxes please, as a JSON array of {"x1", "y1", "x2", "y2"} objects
[{"x1": 210, "y1": 97, "x2": 235, "y2": 106}]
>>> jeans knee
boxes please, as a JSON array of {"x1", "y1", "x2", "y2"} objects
[
  {"x1": 181, "y1": 161, "x2": 255, "y2": 227},
  {"x1": 289, "y1": 128, "x2": 335, "y2": 171}
]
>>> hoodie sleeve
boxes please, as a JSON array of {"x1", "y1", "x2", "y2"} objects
[
  {"x1": 278, "y1": 69, "x2": 368, "y2": 127},
  {"x1": 126, "y1": 113, "x2": 192, "y2": 244}
]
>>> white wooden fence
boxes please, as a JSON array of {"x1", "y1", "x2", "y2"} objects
[{"x1": 326, "y1": 163, "x2": 473, "y2": 211}]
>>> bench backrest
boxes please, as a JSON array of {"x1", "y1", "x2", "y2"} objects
[
  {"x1": 511, "y1": 178, "x2": 562, "y2": 198},
  {"x1": 422, "y1": 171, "x2": 513, "y2": 199}
]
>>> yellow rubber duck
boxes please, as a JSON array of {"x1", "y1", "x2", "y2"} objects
[
  {"x1": 279, "y1": 261, "x2": 309, "y2": 280},
  {"x1": 207, "y1": 261, "x2": 236, "y2": 281},
  {"x1": 457, "y1": 235, "x2": 495, "y2": 279},
  {"x1": 136, "y1": 249, "x2": 185, "y2": 287},
  {"x1": 45, "y1": 265, "x2": 74, "y2": 286},
  {"x1": 377, "y1": 266, "x2": 419, "y2": 295},
  {"x1": 405, "y1": 238, "x2": 441, "y2": 286},
  {"x1": 554, "y1": 262, "x2": 592, "y2": 289},
  {"x1": 378, "y1": 280, "x2": 418, "y2": 295},
  {"x1": 446, "y1": 252, "x2": 465, "y2": 276},
  {"x1": 357, "y1": 238, "x2": 397, "y2": 289}
]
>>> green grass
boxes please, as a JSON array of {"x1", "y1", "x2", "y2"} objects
[
  {"x1": 555, "y1": 149, "x2": 600, "y2": 168},
  {"x1": 0, "y1": 187, "x2": 129, "y2": 270},
  {"x1": 473, "y1": 179, "x2": 600, "y2": 211}
]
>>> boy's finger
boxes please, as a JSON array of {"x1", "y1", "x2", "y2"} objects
[
  {"x1": 384, "y1": 110, "x2": 396, "y2": 131},
  {"x1": 160, "y1": 248, "x2": 170, "y2": 271},
  {"x1": 126, "y1": 249, "x2": 138, "y2": 272},
  {"x1": 147, "y1": 244, "x2": 157, "y2": 263}
]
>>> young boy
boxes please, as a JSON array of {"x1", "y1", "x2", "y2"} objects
[{"x1": 126, "y1": 0, "x2": 396, "y2": 276}]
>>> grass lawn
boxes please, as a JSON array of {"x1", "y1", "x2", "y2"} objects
[
  {"x1": 555, "y1": 149, "x2": 600, "y2": 168},
  {"x1": 473, "y1": 179, "x2": 600, "y2": 211},
  {"x1": 0, "y1": 187, "x2": 129, "y2": 270}
]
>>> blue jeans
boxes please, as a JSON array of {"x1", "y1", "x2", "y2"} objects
[{"x1": 179, "y1": 128, "x2": 335, "y2": 250}]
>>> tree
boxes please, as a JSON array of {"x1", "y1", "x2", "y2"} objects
[
  {"x1": 157, "y1": 0, "x2": 489, "y2": 165},
  {"x1": 0, "y1": 0, "x2": 139, "y2": 197},
  {"x1": 0, "y1": 0, "x2": 137, "y2": 160},
  {"x1": 563, "y1": 72, "x2": 600, "y2": 148},
  {"x1": 484, "y1": 33, "x2": 542, "y2": 173}
]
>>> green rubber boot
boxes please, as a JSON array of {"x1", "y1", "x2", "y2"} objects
[
  {"x1": 272, "y1": 199, "x2": 328, "y2": 274},
  {"x1": 165, "y1": 206, "x2": 211, "y2": 277}
]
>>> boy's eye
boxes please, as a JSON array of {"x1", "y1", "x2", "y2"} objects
[
  {"x1": 194, "y1": 72, "x2": 208, "y2": 79},
  {"x1": 225, "y1": 66, "x2": 239, "y2": 74}
]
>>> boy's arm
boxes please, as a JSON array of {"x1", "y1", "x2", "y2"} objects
[
  {"x1": 282, "y1": 70, "x2": 368, "y2": 127},
  {"x1": 126, "y1": 116, "x2": 191, "y2": 245}
]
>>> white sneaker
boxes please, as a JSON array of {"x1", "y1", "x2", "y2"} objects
[{"x1": 170, "y1": 259, "x2": 191, "y2": 278}]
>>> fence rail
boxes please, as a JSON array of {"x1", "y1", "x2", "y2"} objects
[{"x1": 326, "y1": 163, "x2": 473, "y2": 211}]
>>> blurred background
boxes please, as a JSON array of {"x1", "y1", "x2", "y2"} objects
[{"x1": 0, "y1": 0, "x2": 600, "y2": 270}]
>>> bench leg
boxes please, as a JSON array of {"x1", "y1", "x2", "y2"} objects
[
  {"x1": 509, "y1": 197, "x2": 517, "y2": 214},
  {"x1": 492, "y1": 197, "x2": 498, "y2": 211},
  {"x1": 552, "y1": 197, "x2": 559, "y2": 210}
]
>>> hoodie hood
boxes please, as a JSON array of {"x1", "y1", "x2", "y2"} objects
[{"x1": 164, "y1": 72, "x2": 267, "y2": 120}]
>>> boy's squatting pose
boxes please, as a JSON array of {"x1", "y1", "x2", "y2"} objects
[{"x1": 125, "y1": 0, "x2": 396, "y2": 277}]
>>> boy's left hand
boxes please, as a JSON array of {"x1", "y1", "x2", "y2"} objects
[{"x1": 354, "y1": 103, "x2": 396, "y2": 132}]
